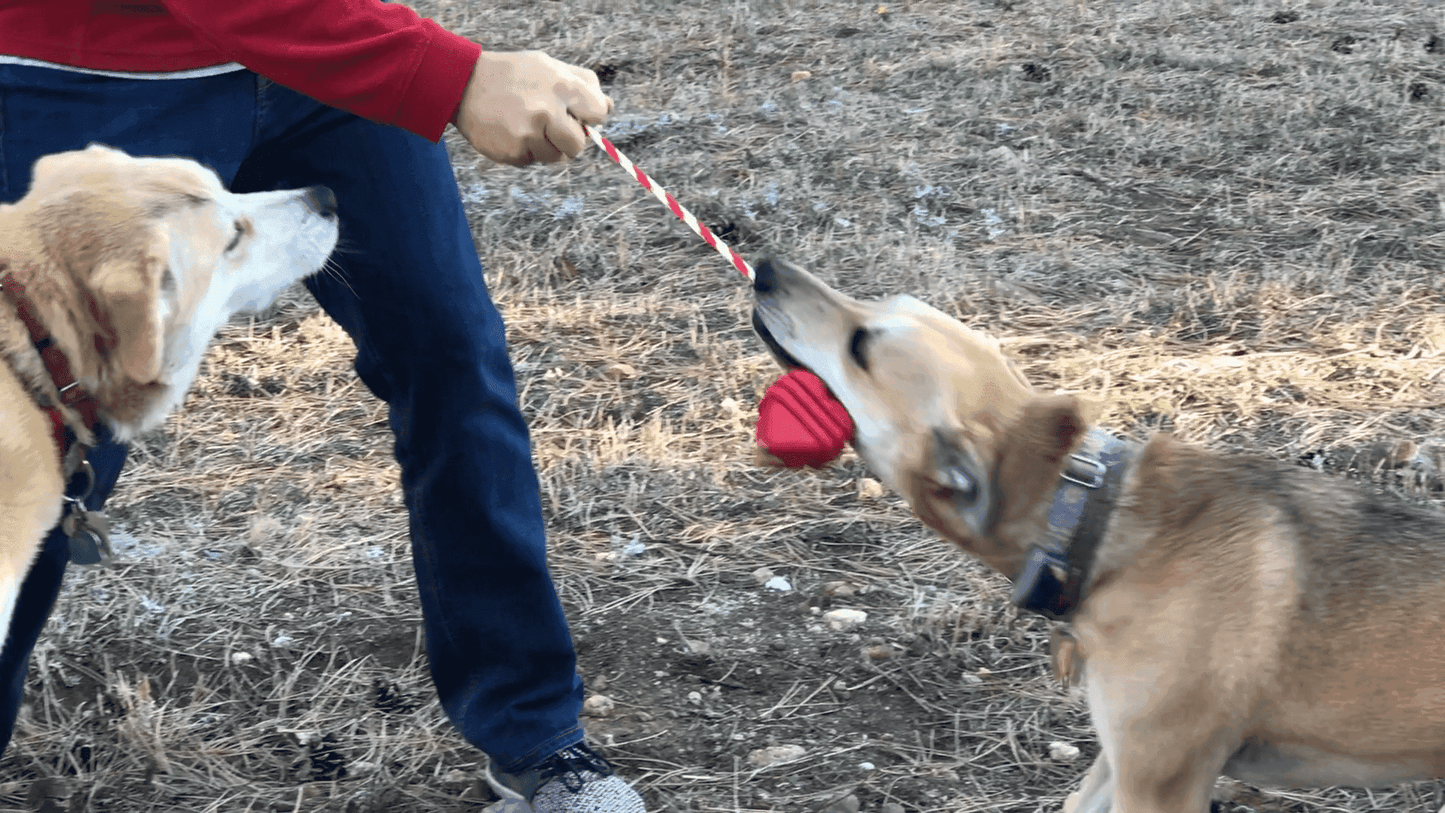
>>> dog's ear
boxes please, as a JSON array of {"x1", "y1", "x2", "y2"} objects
[
  {"x1": 89, "y1": 241, "x2": 167, "y2": 383},
  {"x1": 1017, "y1": 394, "x2": 1091, "y2": 463},
  {"x1": 34, "y1": 191, "x2": 169, "y2": 383},
  {"x1": 926, "y1": 426, "x2": 996, "y2": 538}
]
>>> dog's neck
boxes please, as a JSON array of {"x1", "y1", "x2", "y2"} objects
[
  {"x1": 0, "y1": 261, "x2": 100, "y2": 473},
  {"x1": 1009, "y1": 427, "x2": 1134, "y2": 621}
]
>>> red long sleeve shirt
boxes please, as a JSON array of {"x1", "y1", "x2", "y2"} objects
[{"x1": 0, "y1": 1, "x2": 482, "y2": 142}]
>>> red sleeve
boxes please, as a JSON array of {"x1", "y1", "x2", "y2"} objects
[{"x1": 161, "y1": 0, "x2": 481, "y2": 142}]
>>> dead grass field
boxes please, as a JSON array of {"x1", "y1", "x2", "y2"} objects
[{"x1": 3, "y1": 0, "x2": 1444, "y2": 811}]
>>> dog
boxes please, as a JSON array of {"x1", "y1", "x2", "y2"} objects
[
  {"x1": 751, "y1": 257, "x2": 1445, "y2": 812},
  {"x1": 0, "y1": 144, "x2": 338, "y2": 651}
]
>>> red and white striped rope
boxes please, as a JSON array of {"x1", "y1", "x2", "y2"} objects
[{"x1": 582, "y1": 123, "x2": 753, "y2": 281}]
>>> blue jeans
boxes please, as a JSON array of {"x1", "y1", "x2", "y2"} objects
[{"x1": 0, "y1": 64, "x2": 584, "y2": 772}]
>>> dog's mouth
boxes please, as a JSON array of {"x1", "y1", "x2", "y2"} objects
[{"x1": 750, "y1": 308, "x2": 807, "y2": 371}]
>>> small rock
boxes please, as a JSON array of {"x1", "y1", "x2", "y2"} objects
[
  {"x1": 602, "y1": 362, "x2": 638, "y2": 381},
  {"x1": 245, "y1": 516, "x2": 284, "y2": 546},
  {"x1": 582, "y1": 694, "x2": 616, "y2": 718},
  {"x1": 765, "y1": 575, "x2": 792, "y2": 592},
  {"x1": 882, "y1": 804, "x2": 905, "y2": 813},
  {"x1": 823, "y1": 794, "x2": 860, "y2": 813},
  {"x1": 988, "y1": 144, "x2": 1027, "y2": 170},
  {"x1": 961, "y1": 673, "x2": 983, "y2": 686},
  {"x1": 746, "y1": 744, "x2": 806, "y2": 767},
  {"x1": 856, "y1": 478, "x2": 885, "y2": 499},
  {"x1": 822, "y1": 580, "x2": 858, "y2": 597},
  {"x1": 823, "y1": 608, "x2": 867, "y2": 631},
  {"x1": 751, "y1": 567, "x2": 775, "y2": 584},
  {"x1": 1049, "y1": 741, "x2": 1081, "y2": 762},
  {"x1": 791, "y1": 70, "x2": 813, "y2": 81},
  {"x1": 686, "y1": 691, "x2": 703, "y2": 705},
  {"x1": 230, "y1": 651, "x2": 254, "y2": 666},
  {"x1": 863, "y1": 643, "x2": 894, "y2": 661},
  {"x1": 351, "y1": 762, "x2": 381, "y2": 778},
  {"x1": 858, "y1": 762, "x2": 875, "y2": 771}
]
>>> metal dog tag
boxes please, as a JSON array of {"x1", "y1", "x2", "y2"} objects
[
  {"x1": 1010, "y1": 547, "x2": 1070, "y2": 619},
  {"x1": 62, "y1": 508, "x2": 112, "y2": 566}
]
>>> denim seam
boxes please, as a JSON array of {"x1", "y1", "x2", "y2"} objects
[{"x1": 252, "y1": 74, "x2": 270, "y2": 152}]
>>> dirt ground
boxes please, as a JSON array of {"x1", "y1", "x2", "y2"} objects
[{"x1": 2, "y1": 0, "x2": 1444, "y2": 811}]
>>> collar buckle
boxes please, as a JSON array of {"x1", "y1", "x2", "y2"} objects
[
  {"x1": 1061, "y1": 453, "x2": 1106, "y2": 489},
  {"x1": 1010, "y1": 430, "x2": 1132, "y2": 621}
]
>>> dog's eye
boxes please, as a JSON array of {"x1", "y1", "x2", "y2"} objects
[
  {"x1": 946, "y1": 467, "x2": 979, "y2": 504},
  {"x1": 225, "y1": 221, "x2": 244, "y2": 253},
  {"x1": 849, "y1": 328, "x2": 871, "y2": 371}
]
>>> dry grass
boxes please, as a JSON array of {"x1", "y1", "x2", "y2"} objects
[{"x1": 4, "y1": 0, "x2": 1445, "y2": 811}]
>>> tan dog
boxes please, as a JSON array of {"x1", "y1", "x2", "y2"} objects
[
  {"x1": 0, "y1": 144, "x2": 338, "y2": 649},
  {"x1": 751, "y1": 257, "x2": 1445, "y2": 812}
]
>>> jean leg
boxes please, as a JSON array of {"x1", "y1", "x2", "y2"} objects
[{"x1": 230, "y1": 85, "x2": 584, "y2": 772}]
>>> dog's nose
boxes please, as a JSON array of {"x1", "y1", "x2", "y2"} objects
[
  {"x1": 304, "y1": 185, "x2": 338, "y2": 218},
  {"x1": 753, "y1": 258, "x2": 778, "y2": 294}
]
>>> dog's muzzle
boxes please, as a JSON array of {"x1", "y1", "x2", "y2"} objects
[{"x1": 750, "y1": 308, "x2": 806, "y2": 370}]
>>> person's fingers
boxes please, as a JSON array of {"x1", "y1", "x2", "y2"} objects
[
  {"x1": 564, "y1": 65, "x2": 613, "y2": 124},
  {"x1": 545, "y1": 115, "x2": 587, "y2": 158},
  {"x1": 455, "y1": 51, "x2": 614, "y2": 165},
  {"x1": 529, "y1": 128, "x2": 566, "y2": 164}
]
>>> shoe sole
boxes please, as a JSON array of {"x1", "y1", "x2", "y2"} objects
[{"x1": 483, "y1": 765, "x2": 534, "y2": 813}]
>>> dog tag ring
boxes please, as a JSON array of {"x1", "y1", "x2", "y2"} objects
[{"x1": 62, "y1": 505, "x2": 112, "y2": 566}]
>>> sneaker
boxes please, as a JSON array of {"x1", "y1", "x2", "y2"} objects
[{"x1": 485, "y1": 743, "x2": 646, "y2": 813}]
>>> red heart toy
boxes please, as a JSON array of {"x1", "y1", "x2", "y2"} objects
[{"x1": 756, "y1": 369, "x2": 854, "y2": 468}]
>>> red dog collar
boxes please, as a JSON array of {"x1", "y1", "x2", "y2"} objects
[{"x1": 0, "y1": 269, "x2": 101, "y2": 466}]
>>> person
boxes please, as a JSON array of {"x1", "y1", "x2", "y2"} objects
[{"x1": 0, "y1": 2, "x2": 644, "y2": 811}]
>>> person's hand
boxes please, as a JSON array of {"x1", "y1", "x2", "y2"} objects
[{"x1": 455, "y1": 50, "x2": 612, "y2": 166}]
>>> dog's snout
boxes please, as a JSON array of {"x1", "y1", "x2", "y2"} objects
[
  {"x1": 753, "y1": 258, "x2": 779, "y2": 294},
  {"x1": 304, "y1": 185, "x2": 338, "y2": 218}
]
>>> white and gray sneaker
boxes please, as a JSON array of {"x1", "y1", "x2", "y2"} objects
[{"x1": 485, "y1": 743, "x2": 645, "y2": 813}]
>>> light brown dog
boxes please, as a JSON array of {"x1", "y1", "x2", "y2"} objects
[
  {"x1": 1, "y1": 144, "x2": 338, "y2": 650},
  {"x1": 751, "y1": 257, "x2": 1445, "y2": 812}
]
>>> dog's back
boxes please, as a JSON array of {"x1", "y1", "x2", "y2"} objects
[{"x1": 1088, "y1": 434, "x2": 1445, "y2": 789}]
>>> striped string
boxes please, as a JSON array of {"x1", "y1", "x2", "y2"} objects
[{"x1": 582, "y1": 123, "x2": 753, "y2": 281}]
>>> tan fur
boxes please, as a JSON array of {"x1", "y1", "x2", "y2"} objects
[
  {"x1": 752, "y1": 258, "x2": 1445, "y2": 812},
  {"x1": 0, "y1": 144, "x2": 337, "y2": 656}
]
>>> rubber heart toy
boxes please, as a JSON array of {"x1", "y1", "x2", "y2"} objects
[{"x1": 755, "y1": 369, "x2": 854, "y2": 468}]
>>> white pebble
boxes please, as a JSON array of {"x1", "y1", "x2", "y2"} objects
[
  {"x1": 230, "y1": 652, "x2": 253, "y2": 666},
  {"x1": 765, "y1": 575, "x2": 792, "y2": 592},
  {"x1": 1049, "y1": 741, "x2": 1082, "y2": 762},
  {"x1": 858, "y1": 761, "x2": 876, "y2": 771},
  {"x1": 823, "y1": 608, "x2": 868, "y2": 631},
  {"x1": 746, "y1": 744, "x2": 806, "y2": 767},
  {"x1": 856, "y1": 478, "x2": 885, "y2": 499},
  {"x1": 582, "y1": 694, "x2": 616, "y2": 717}
]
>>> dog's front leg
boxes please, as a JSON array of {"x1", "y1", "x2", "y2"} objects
[{"x1": 1065, "y1": 753, "x2": 1114, "y2": 813}]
